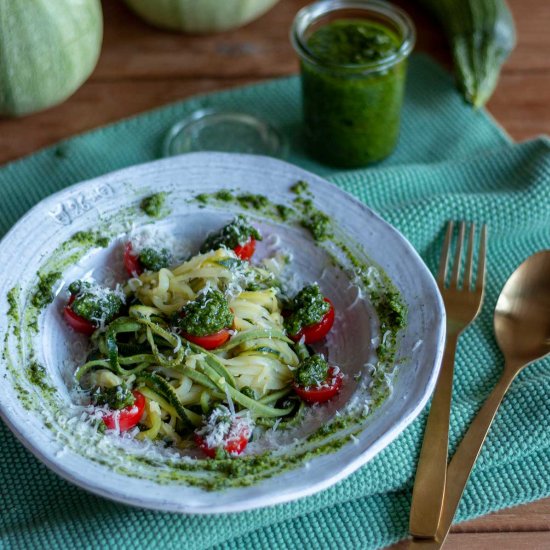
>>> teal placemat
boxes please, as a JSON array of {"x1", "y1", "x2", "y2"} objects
[{"x1": 1, "y1": 54, "x2": 549, "y2": 549}]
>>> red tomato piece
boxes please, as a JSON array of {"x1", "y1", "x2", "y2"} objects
[
  {"x1": 64, "y1": 295, "x2": 96, "y2": 336},
  {"x1": 290, "y1": 298, "x2": 335, "y2": 344},
  {"x1": 182, "y1": 328, "x2": 231, "y2": 350},
  {"x1": 123, "y1": 242, "x2": 143, "y2": 277},
  {"x1": 294, "y1": 367, "x2": 343, "y2": 404},
  {"x1": 194, "y1": 423, "x2": 250, "y2": 458},
  {"x1": 233, "y1": 237, "x2": 256, "y2": 261},
  {"x1": 102, "y1": 391, "x2": 146, "y2": 431}
]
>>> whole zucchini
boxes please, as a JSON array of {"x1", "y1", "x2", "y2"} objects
[
  {"x1": 417, "y1": 0, "x2": 516, "y2": 107},
  {"x1": 0, "y1": 0, "x2": 103, "y2": 117}
]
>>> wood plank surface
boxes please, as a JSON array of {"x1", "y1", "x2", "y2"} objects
[
  {"x1": 393, "y1": 531, "x2": 550, "y2": 550},
  {"x1": 1, "y1": 0, "x2": 549, "y2": 547},
  {"x1": 390, "y1": 500, "x2": 550, "y2": 549}
]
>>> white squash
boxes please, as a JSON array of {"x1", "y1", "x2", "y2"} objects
[
  {"x1": 0, "y1": 0, "x2": 103, "y2": 117},
  {"x1": 123, "y1": 0, "x2": 279, "y2": 33}
]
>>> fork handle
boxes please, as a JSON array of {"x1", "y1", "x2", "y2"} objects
[
  {"x1": 409, "y1": 333, "x2": 459, "y2": 538},
  {"x1": 435, "y1": 366, "x2": 519, "y2": 546}
]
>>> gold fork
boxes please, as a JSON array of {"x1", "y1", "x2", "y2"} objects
[{"x1": 409, "y1": 221, "x2": 487, "y2": 541}]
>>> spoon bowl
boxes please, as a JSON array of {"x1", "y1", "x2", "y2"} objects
[{"x1": 494, "y1": 250, "x2": 550, "y2": 366}]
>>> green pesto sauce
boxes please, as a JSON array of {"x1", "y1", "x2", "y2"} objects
[
  {"x1": 198, "y1": 191, "x2": 270, "y2": 211},
  {"x1": 13, "y1": 382, "x2": 32, "y2": 410},
  {"x1": 176, "y1": 289, "x2": 234, "y2": 337},
  {"x1": 201, "y1": 214, "x2": 262, "y2": 252},
  {"x1": 300, "y1": 210, "x2": 332, "y2": 241},
  {"x1": 68, "y1": 281, "x2": 123, "y2": 323},
  {"x1": 26, "y1": 361, "x2": 55, "y2": 394},
  {"x1": 290, "y1": 180, "x2": 311, "y2": 196},
  {"x1": 94, "y1": 384, "x2": 135, "y2": 410},
  {"x1": 377, "y1": 288, "x2": 407, "y2": 332},
  {"x1": 139, "y1": 247, "x2": 171, "y2": 271},
  {"x1": 31, "y1": 272, "x2": 62, "y2": 309},
  {"x1": 336, "y1": 239, "x2": 407, "y2": 408},
  {"x1": 292, "y1": 195, "x2": 333, "y2": 241},
  {"x1": 140, "y1": 193, "x2": 168, "y2": 218},
  {"x1": 7, "y1": 287, "x2": 19, "y2": 322},
  {"x1": 284, "y1": 284, "x2": 330, "y2": 336},
  {"x1": 72, "y1": 230, "x2": 110, "y2": 248},
  {"x1": 236, "y1": 193, "x2": 269, "y2": 210},
  {"x1": 295, "y1": 354, "x2": 329, "y2": 387},
  {"x1": 7, "y1": 287, "x2": 20, "y2": 337},
  {"x1": 302, "y1": 19, "x2": 406, "y2": 167},
  {"x1": 276, "y1": 204, "x2": 293, "y2": 221},
  {"x1": 23, "y1": 297, "x2": 41, "y2": 335},
  {"x1": 214, "y1": 189, "x2": 234, "y2": 202},
  {"x1": 194, "y1": 188, "x2": 332, "y2": 243},
  {"x1": 307, "y1": 19, "x2": 399, "y2": 65}
]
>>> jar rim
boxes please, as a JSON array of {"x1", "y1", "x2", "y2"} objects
[{"x1": 291, "y1": 0, "x2": 416, "y2": 73}]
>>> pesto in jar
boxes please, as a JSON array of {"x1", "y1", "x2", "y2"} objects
[{"x1": 300, "y1": 19, "x2": 407, "y2": 167}]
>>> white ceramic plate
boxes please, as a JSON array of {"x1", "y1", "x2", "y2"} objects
[{"x1": 0, "y1": 153, "x2": 444, "y2": 513}]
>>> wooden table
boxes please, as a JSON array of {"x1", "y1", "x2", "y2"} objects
[{"x1": 1, "y1": 0, "x2": 549, "y2": 547}]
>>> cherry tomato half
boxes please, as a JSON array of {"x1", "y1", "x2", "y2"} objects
[
  {"x1": 123, "y1": 242, "x2": 143, "y2": 277},
  {"x1": 290, "y1": 298, "x2": 335, "y2": 344},
  {"x1": 64, "y1": 295, "x2": 96, "y2": 336},
  {"x1": 293, "y1": 367, "x2": 343, "y2": 404},
  {"x1": 182, "y1": 328, "x2": 231, "y2": 350},
  {"x1": 233, "y1": 237, "x2": 256, "y2": 261},
  {"x1": 194, "y1": 423, "x2": 250, "y2": 458},
  {"x1": 102, "y1": 391, "x2": 146, "y2": 431}
]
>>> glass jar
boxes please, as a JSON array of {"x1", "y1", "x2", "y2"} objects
[{"x1": 291, "y1": 0, "x2": 415, "y2": 168}]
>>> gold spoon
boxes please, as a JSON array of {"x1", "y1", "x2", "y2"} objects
[{"x1": 429, "y1": 250, "x2": 550, "y2": 546}]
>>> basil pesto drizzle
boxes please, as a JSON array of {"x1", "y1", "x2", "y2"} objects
[{"x1": 140, "y1": 192, "x2": 169, "y2": 218}]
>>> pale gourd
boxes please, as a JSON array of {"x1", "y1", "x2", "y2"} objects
[
  {"x1": 123, "y1": 0, "x2": 280, "y2": 33},
  {"x1": 0, "y1": 0, "x2": 103, "y2": 117}
]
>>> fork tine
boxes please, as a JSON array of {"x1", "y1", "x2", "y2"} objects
[
  {"x1": 437, "y1": 221, "x2": 454, "y2": 285},
  {"x1": 463, "y1": 223, "x2": 476, "y2": 290},
  {"x1": 476, "y1": 224, "x2": 488, "y2": 291},
  {"x1": 450, "y1": 221, "x2": 466, "y2": 288}
]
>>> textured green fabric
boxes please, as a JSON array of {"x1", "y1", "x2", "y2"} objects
[{"x1": 1, "y1": 54, "x2": 549, "y2": 549}]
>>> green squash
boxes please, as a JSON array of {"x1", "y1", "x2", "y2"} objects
[
  {"x1": 0, "y1": 0, "x2": 103, "y2": 117},
  {"x1": 123, "y1": 0, "x2": 280, "y2": 33}
]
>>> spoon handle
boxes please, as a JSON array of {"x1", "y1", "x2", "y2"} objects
[{"x1": 434, "y1": 367, "x2": 518, "y2": 546}]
